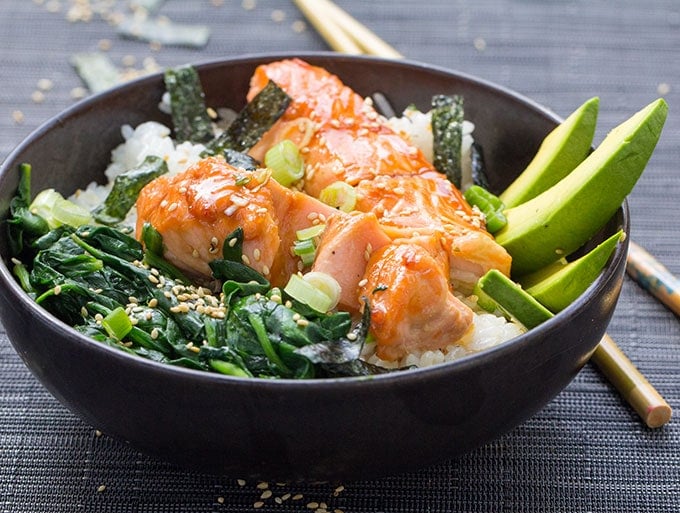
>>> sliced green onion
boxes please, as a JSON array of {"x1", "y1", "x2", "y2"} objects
[
  {"x1": 319, "y1": 181, "x2": 356, "y2": 212},
  {"x1": 264, "y1": 139, "x2": 305, "y2": 187},
  {"x1": 209, "y1": 359, "x2": 251, "y2": 377},
  {"x1": 296, "y1": 224, "x2": 326, "y2": 241},
  {"x1": 293, "y1": 238, "x2": 316, "y2": 266},
  {"x1": 52, "y1": 197, "x2": 94, "y2": 228},
  {"x1": 30, "y1": 189, "x2": 93, "y2": 229},
  {"x1": 102, "y1": 306, "x2": 133, "y2": 340},
  {"x1": 284, "y1": 273, "x2": 334, "y2": 313},
  {"x1": 463, "y1": 185, "x2": 507, "y2": 234},
  {"x1": 302, "y1": 271, "x2": 341, "y2": 311}
]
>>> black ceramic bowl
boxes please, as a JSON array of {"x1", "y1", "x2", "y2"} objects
[{"x1": 0, "y1": 53, "x2": 627, "y2": 481}]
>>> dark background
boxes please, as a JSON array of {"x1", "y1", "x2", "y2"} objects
[{"x1": 1, "y1": 1, "x2": 678, "y2": 511}]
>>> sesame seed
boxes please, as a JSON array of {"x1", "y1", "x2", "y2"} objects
[
  {"x1": 97, "y1": 485, "x2": 106, "y2": 493},
  {"x1": 148, "y1": 274, "x2": 159, "y2": 284},
  {"x1": 53, "y1": 284, "x2": 62, "y2": 295},
  {"x1": 192, "y1": 249, "x2": 200, "y2": 258},
  {"x1": 253, "y1": 248, "x2": 261, "y2": 261},
  {"x1": 291, "y1": 19, "x2": 306, "y2": 33},
  {"x1": 358, "y1": 278, "x2": 368, "y2": 287},
  {"x1": 271, "y1": 9, "x2": 285, "y2": 22},
  {"x1": 37, "y1": 78, "x2": 54, "y2": 91},
  {"x1": 231, "y1": 195, "x2": 249, "y2": 207},
  {"x1": 261, "y1": 490, "x2": 273, "y2": 499},
  {"x1": 10, "y1": 257, "x2": 22, "y2": 265},
  {"x1": 150, "y1": 328, "x2": 159, "y2": 339},
  {"x1": 346, "y1": 332, "x2": 358, "y2": 341},
  {"x1": 81, "y1": 307, "x2": 89, "y2": 317},
  {"x1": 285, "y1": 300, "x2": 293, "y2": 309},
  {"x1": 292, "y1": 494, "x2": 304, "y2": 500},
  {"x1": 307, "y1": 502, "x2": 319, "y2": 509},
  {"x1": 11, "y1": 110, "x2": 24, "y2": 124},
  {"x1": 334, "y1": 485, "x2": 345, "y2": 495},
  {"x1": 253, "y1": 501, "x2": 264, "y2": 509},
  {"x1": 95, "y1": 430, "x2": 102, "y2": 437},
  {"x1": 160, "y1": 199, "x2": 168, "y2": 208},
  {"x1": 242, "y1": 254, "x2": 251, "y2": 265},
  {"x1": 256, "y1": 481, "x2": 269, "y2": 490},
  {"x1": 31, "y1": 90, "x2": 45, "y2": 103},
  {"x1": 70, "y1": 87, "x2": 87, "y2": 100},
  {"x1": 167, "y1": 202, "x2": 178, "y2": 212},
  {"x1": 98, "y1": 39, "x2": 112, "y2": 51},
  {"x1": 297, "y1": 319, "x2": 309, "y2": 327},
  {"x1": 262, "y1": 265, "x2": 270, "y2": 276},
  {"x1": 224, "y1": 205, "x2": 238, "y2": 216},
  {"x1": 270, "y1": 294, "x2": 282, "y2": 303},
  {"x1": 237, "y1": 479, "x2": 247, "y2": 486},
  {"x1": 217, "y1": 496, "x2": 224, "y2": 504},
  {"x1": 281, "y1": 493, "x2": 291, "y2": 501}
]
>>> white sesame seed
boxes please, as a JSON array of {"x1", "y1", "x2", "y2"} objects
[
  {"x1": 237, "y1": 479, "x2": 247, "y2": 486},
  {"x1": 261, "y1": 490, "x2": 273, "y2": 499},
  {"x1": 242, "y1": 254, "x2": 251, "y2": 265},
  {"x1": 53, "y1": 284, "x2": 62, "y2": 295},
  {"x1": 256, "y1": 481, "x2": 269, "y2": 490},
  {"x1": 231, "y1": 195, "x2": 249, "y2": 207},
  {"x1": 253, "y1": 248, "x2": 261, "y2": 261}
]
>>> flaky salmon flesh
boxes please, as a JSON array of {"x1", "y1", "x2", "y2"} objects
[{"x1": 135, "y1": 58, "x2": 512, "y2": 361}]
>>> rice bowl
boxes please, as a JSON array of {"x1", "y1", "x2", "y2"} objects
[{"x1": 0, "y1": 53, "x2": 628, "y2": 480}]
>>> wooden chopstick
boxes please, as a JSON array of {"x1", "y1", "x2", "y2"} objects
[
  {"x1": 294, "y1": 0, "x2": 672, "y2": 428},
  {"x1": 626, "y1": 241, "x2": 680, "y2": 317},
  {"x1": 591, "y1": 335, "x2": 671, "y2": 428},
  {"x1": 293, "y1": 0, "x2": 363, "y2": 55}
]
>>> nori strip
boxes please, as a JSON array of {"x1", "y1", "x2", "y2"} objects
[
  {"x1": 471, "y1": 142, "x2": 491, "y2": 189},
  {"x1": 117, "y1": 17, "x2": 210, "y2": 48},
  {"x1": 164, "y1": 65, "x2": 214, "y2": 144},
  {"x1": 431, "y1": 94, "x2": 464, "y2": 187},
  {"x1": 93, "y1": 155, "x2": 168, "y2": 225},
  {"x1": 223, "y1": 149, "x2": 260, "y2": 171},
  {"x1": 204, "y1": 80, "x2": 291, "y2": 155},
  {"x1": 70, "y1": 52, "x2": 120, "y2": 93}
]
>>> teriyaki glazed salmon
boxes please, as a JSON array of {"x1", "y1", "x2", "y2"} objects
[{"x1": 135, "y1": 58, "x2": 513, "y2": 362}]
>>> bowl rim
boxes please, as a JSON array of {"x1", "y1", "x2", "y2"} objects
[{"x1": 0, "y1": 51, "x2": 629, "y2": 389}]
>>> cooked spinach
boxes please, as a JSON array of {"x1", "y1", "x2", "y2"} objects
[{"x1": 7, "y1": 164, "x2": 383, "y2": 379}]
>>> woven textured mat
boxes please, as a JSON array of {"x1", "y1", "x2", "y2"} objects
[{"x1": 1, "y1": 1, "x2": 679, "y2": 511}]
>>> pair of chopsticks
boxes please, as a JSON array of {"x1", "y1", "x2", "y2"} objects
[{"x1": 293, "y1": 0, "x2": 672, "y2": 428}]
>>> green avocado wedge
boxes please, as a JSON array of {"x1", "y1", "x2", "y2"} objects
[
  {"x1": 495, "y1": 98, "x2": 668, "y2": 277},
  {"x1": 500, "y1": 97, "x2": 599, "y2": 208},
  {"x1": 476, "y1": 270, "x2": 554, "y2": 329},
  {"x1": 519, "y1": 229, "x2": 625, "y2": 313}
]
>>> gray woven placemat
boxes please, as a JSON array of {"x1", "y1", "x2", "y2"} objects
[{"x1": 1, "y1": 1, "x2": 679, "y2": 512}]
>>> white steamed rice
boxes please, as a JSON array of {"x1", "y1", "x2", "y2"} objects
[{"x1": 69, "y1": 105, "x2": 524, "y2": 369}]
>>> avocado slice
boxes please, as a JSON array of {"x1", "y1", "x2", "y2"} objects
[
  {"x1": 495, "y1": 98, "x2": 667, "y2": 277},
  {"x1": 500, "y1": 97, "x2": 600, "y2": 208},
  {"x1": 519, "y1": 230, "x2": 625, "y2": 312},
  {"x1": 476, "y1": 270, "x2": 554, "y2": 329}
]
